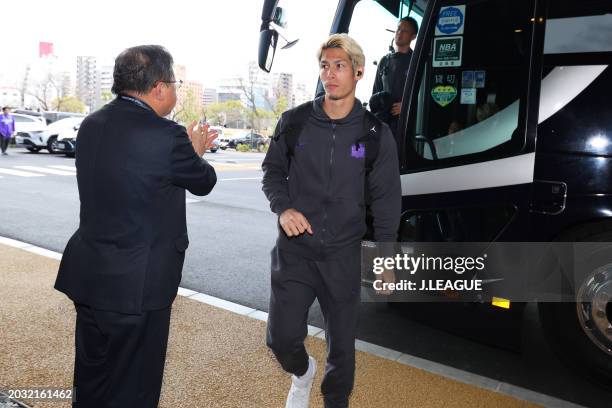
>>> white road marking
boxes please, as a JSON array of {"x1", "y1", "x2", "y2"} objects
[
  {"x1": 219, "y1": 177, "x2": 262, "y2": 181},
  {"x1": 14, "y1": 166, "x2": 76, "y2": 176},
  {"x1": 48, "y1": 165, "x2": 77, "y2": 171},
  {"x1": 0, "y1": 168, "x2": 45, "y2": 177}
]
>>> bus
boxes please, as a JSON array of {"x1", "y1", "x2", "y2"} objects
[{"x1": 257, "y1": 0, "x2": 612, "y2": 387}]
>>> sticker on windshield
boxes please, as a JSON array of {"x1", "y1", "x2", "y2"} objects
[
  {"x1": 433, "y1": 37, "x2": 463, "y2": 67},
  {"x1": 461, "y1": 88, "x2": 477, "y2": 105},
  {"x1": 431, "y1": 85, "x2": 457, "y2": 107},
  {"x1": 474, "y1": 71, "x2": 486, "y2": 88},
  {"x1": 435, "y1": 5, "x2": 466, "y2": 36},
  {"x1": 461, "y1": 71, "x2": 475, "y2": 88}
]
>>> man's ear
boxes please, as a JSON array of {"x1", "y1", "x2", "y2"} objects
[
  {"x1": 151, "y1": 82, "x2": 165, "y2": 101},
  {"x1": 355, "y1": 67, "x2": 365, "y2": 80}
]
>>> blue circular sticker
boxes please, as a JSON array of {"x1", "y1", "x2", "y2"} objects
[{"x1": 437, "y1": 7, "x2": 464, "y2": 35}]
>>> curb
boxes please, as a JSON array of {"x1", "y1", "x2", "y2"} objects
[{"x1": 0, "y1": 236, "x2": 586, "y2": 408}]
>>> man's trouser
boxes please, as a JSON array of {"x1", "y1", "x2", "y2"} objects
[
  {"x1": 0, "y1": 136, "x2": 9, "y2": 153},
  {"x1": 72, "y1": 303, "x2": 172, "y2": 408},
  {"x1": 266, "y1": 246, "x2": 361, "y2": 408}
]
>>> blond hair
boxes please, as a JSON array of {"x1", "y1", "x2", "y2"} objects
[{"x1": 317, "y1": 34, "x2": 365, "y2": 74}]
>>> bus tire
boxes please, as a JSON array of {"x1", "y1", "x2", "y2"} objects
[{"x1": 538, "y1": 226, "x2": 612, "y2": 389}]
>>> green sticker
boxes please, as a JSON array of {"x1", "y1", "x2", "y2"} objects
[{"x1": 431, "y1": 85, "x2": 457, "y2": 107}]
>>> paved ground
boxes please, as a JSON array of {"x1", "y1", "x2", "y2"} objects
[{"x1": 0, "y1": 244, "x2": 542, "y2": 408}]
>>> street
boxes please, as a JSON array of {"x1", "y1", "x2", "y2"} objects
[{"x1": 0, "y1": 147, "x2": 610, "y2": 408}]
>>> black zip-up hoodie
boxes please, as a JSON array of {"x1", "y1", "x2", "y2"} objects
[{"x1": 262, "y1": 96, "x2": 401, "y2": 260}]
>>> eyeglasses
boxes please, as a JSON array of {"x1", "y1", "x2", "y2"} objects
[{"x1": 161, "y1": 79, "x2": 183, "y2": 90}]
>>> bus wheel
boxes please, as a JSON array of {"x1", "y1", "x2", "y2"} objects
[{"x1": 538, "y1": 230, "x2": 612, "y2": 388}]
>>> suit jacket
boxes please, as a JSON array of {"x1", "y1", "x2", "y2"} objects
[{"x1": 54, "y1": 97, "x2": 216, "y2": 314}]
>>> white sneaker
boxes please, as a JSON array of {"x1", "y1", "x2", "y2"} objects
[{"x1": 285, "y1": 356, "x2": 317, "y2": 408}]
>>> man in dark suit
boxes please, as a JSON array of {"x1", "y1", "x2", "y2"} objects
[{"x1": 54, "y1": 45, "x2": 217, "y2": 408}]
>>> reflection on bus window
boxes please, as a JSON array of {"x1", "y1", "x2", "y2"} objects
[{"x1": 545, "y1": 15, "x2": 612, "y2": 55}]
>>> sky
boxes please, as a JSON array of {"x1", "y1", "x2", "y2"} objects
[{"x1": 1, "y1": 0, "x2": 411, "y2": 101}]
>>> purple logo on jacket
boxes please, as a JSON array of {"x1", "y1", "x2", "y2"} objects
[{"x1": 351, "y1": 143, "x2": 365, "y2": 159}]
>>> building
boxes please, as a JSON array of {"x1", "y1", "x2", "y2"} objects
[
  {"x1": 203, "y1": 88, "x2": 218, "y2": 107},
  {"x1": 272, "y1": 72, "x2": 294, "y2": 108},
  {"x1": 173, "y1": 65, "x2": 204, "y2": 118},
  {"x1": 76, "y1": 56, "x2": 100, "y2": 112},
  {"x1": 218, "y1": 77, "x2": 247, "y2": 105},
  {"x1": 292, "y1": 82, "x2": 312, "y2": 107},
  {"x1": 0, "y1": 87, "x2": 22, "y2": 108},
  {"x1": 98, "y1": 63, "x2": 114, "y2": 105}
]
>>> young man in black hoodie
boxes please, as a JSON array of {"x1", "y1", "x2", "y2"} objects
[{"x1": 262, "y1": 34, "x2": 401, "y2": 408}]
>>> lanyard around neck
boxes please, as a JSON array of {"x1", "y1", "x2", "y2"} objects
[{"x1": 119, "y1": 95, "x2": 153, "y2": 112}]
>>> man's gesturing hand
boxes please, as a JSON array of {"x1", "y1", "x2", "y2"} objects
[
  {"x1": 187, "y1": 121, "x2": 218, "y2": 157},
  {"x1": 279, "y1": 208, "x2": 313, "y2": 237}
]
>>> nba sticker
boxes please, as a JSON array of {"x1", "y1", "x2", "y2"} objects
[
  {"x1": 351, "y1": 143, "x2": 366, "y2": 159},
  {"x1": 431, "y1": 86, "x2": 457, "y2": 107},
  {"x1": 435, "y1": 5, "x2": 466, "y2": 36},
  {"x1": 433, "y1": 37, "x2": 463, "y2": 67}
]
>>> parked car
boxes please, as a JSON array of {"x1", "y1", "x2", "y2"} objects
[
  {"x1": 13, "y1": 110, "x2": 47, "y2": 124},
  {"x1": 224, "y1": 131, "x2": 267, "y2": 150},
  {"x1": 208, "y1": 126, "x2": 224, "y2": 153},
  {"x1": 55, "y1": 120, "x2": 82, "y2": 157},
  {"x1": 16, "y1": 117, "x2": 83, "y2": 154},
  {"x1": 12, "y1": 113, "x2": 48, "y2": 150},
  {"x1": 42, "y1": 111, "x2": 86, "y2": 125}
]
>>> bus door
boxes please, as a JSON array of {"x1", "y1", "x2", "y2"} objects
[{"x1": 399, "y1": 0, "x2": 539, "y2": 251}]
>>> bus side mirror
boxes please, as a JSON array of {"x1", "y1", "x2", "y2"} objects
[
  {"x1": 258, "y1": 4, "x2": 298, "y2": 73},
  {"x1": 259, "y1": 29, "x2": 278, "y2": 73}
]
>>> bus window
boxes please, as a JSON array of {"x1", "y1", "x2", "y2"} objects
[
  {"x1": 348, "y1": 0, "x2": 422, "y2": 103},
  {"x1": 545, "y1": 0, "x2": 612, "y2": 54},
  {"x1": 538, "y1": 1, "x2": 612, "y2": 156},
  {"x1": 544, "y1": 14, "x2": 612, "y2": 55},
  {"x1": 407, "y1": 0, "x2": 534, "y2": 167}
]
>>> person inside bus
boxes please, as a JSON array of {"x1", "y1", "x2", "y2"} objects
[
  {"x1": 447, "y1": 120, "x2": 463, "y2": 135},
  {"x1": 371, "y1": 16, "x2": 419, "y2": 137}
]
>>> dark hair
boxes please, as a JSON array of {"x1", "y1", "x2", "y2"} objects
[
  {"x1": 400, "y1": 16, "x2": 419, "y2": 34},
  {"x1": 2, "y1": 106, "x2": 9, "y2": 112},
  {"x1": 111, "y1": 45, "x2": 174, "y2": 95}
]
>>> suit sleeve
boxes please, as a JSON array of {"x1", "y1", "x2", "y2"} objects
[
  {"x1": 368, "y1": 125, "x2": 401, "y2": 242},
  {"x1": 261, "y1": 115, "x2": 291, "y2": 215},
  {"x1": 170, "y1": 126, "x2": 217, "y2": 196}
]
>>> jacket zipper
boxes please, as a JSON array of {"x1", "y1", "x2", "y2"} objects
[
  {"x1": 321, "y1": 121, "x2": 336, "y2": 250},
  {"x1": 329, "y1": 122, "x2": 336, "y2": 182}
]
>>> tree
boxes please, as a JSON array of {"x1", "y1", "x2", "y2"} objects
[
  {"x1": 172, "y1": 89, "x2": 204, "y2": 125},
  {"x1": 52, "y1": 96, "x2": 86, "y2": 113},
  {"x1": 204, "y1": 101, "x2": 248, "y2": 128},
  {"x1": 27, "y1": 66, "x2": 69, "y2": 111},
  {"x1": 101, "y1": 90, "x2": 113, "y2": 104},
  {"x1": 272, "y1": 95, "x2": 288, "y2": 124},
  {"x1": 237, "y1": 77, "x2": 275, "y2": 131}
]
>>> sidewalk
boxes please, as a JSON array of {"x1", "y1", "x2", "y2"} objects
[{"x1": 0, "y1": 242, "x2": 541, "y2": 408}]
